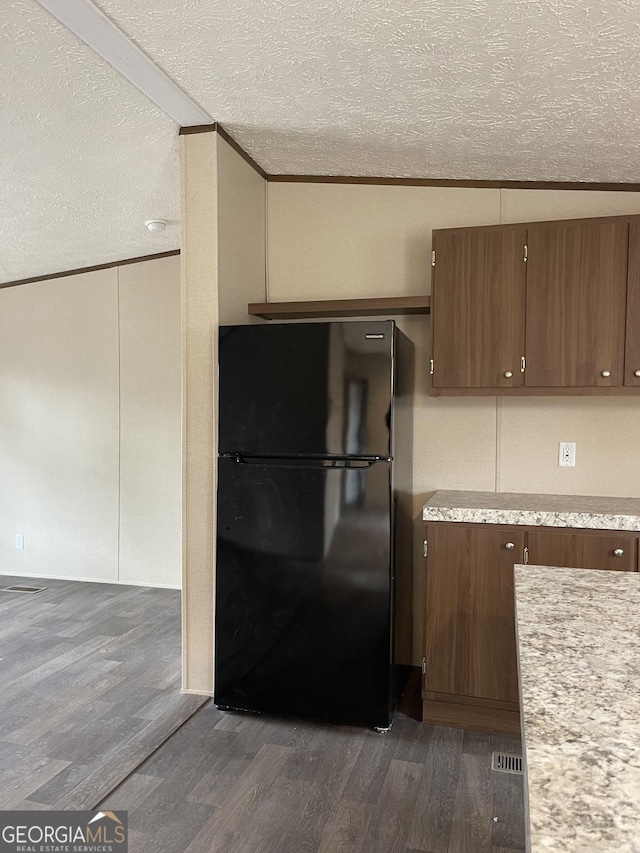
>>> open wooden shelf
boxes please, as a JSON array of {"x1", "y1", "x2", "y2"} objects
[{"x1": 248, "y1": 295, "x2": 431, "y2": 320}]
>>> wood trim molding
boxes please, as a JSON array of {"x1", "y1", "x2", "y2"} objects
[
  {"x1": 267, "y1": 174, "x2": 640, "y2": 192},
  {"x1": 215, "y1": 124, "x2": 268, "y2": 180},
  {"x1": 179, "y1": 122, "x2": 268, "y2": 180},
  {"x1": 9, "y1": 127, "x2": 640, "y2": 291},
  {"x1": 181, "y1": 125, "x2": 640, "y2": 192},
  {"x1": 0, "y1": 249, "x2": 180, "y2": 289},
  {"x1": 178, "y1": 124, "x2": 218, "y2": 135}
]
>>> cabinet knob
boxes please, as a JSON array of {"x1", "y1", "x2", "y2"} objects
[
  {"x1": 635, "y1": 370, "x2": 640, "y2": 378},
  {"x1": 601, "y1": 370, "x2": 611, "y2": 378},
  {"x1": 613, "y1": 548, "x2": 624, "y2": 557},
  {"x1": 505, "y1": 542, "x2": 515, "y2": 550},
  {"x1": 504, "y1": 371, "x2": 513, "y2": 378}
]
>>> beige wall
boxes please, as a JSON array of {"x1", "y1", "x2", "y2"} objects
[
  {"x1": 119, "y1": 255, "x2": 182, "y2": 586},
  {"x1": 180, "y1": 131, "x2": 266, "y2": 694},
  {"x1": 217, "y1": 135, "x2": 267, "y2": 325},
  {"x1": 267, "y1": 182, "x2": 640, "y2": 661},
  {"x1": 0, "y1": 255, "x2": 181, "y2": 587},
  {"x1": 267, "y1": 183, "x2": 501, "y2": 301}
]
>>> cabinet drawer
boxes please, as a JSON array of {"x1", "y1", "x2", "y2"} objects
[{"x1": 527, "y1": 529, "x2": 638, "y2": 573}]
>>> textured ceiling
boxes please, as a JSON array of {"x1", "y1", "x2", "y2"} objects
[
  {"x1": 0, "y1": 0, "x2": 179, "y2": 283},
  {"x1": 99, "y1": 0, "x2": 640, "y2": 181},
  {"x1": 4, "y1": 0, "x2": 640, "y2": 283}
]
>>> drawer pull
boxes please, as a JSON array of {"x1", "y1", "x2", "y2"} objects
[
  {"x1": 613, "y1": 548, "x2": 624, "y2": 557},
  {"x1": 505, "y1": 542, "x2": 515, "y2": 551},
  {"x1": 601, "y1": 370, "x2": 611, "y2": 378},
  {"x1": 635, "y1": 370, "x2": 640, "y2": 378},
  {"x1": 504, "y1": 371, "x2": 513, "y2": 379}
]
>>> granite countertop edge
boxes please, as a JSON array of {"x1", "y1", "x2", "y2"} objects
[{"x1": 422, "y1": 490, "x2": 640, "y2": 531}]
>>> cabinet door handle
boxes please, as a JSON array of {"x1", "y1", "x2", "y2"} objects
[
  {"x1": 601, "y1": 370, "x2": 611, "y2": 378},
  {"x1": 613, "y1": 548, "x2": 624, "y2": 557},
  {"x1": 505, "y1": 542, "x2": 515, "y2": 550},
  {"x1": 504, "y1": 371, "x2": 513, "y2": 378},
  {"x1": 635, "y1": 370, "x2": 640, "y2": 378}
]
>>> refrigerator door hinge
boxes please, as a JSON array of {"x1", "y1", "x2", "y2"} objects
[
  {"x1": 429, "y1": 358, "x2": 434, "y2": 375},
  {"x1": 520, "y1": 355, "x2": 526, "y2": 373},
  {"x1": 423, "y1": 539, "x2": 428, "y2": 558},
  {"x1": 524, "y1": 244, "x2": 528, "y2": 263},
  {"x1": 421, "y1": 656, "x2": 427, "y2": 676},
  {"x1": 524, "y1": 546, "x2": 529, "y2": 565},
  {"x1": 431, "y1": 250, "x2": 436, "y2": 267}
]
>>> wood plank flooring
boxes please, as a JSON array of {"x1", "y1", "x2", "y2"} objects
[
  {"x1": 1, "y1": 574, "x2": 526, "y2": 851},
  {"x1": 0, "y1": 574, "x2": 206, "y2": 810},
  {"x1": 101, "y1": 700, "x2": 526, "y2": 852}
]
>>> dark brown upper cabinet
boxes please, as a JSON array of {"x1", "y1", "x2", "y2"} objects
[
  {"x1": 430, "y1": 214, "x2": 640, "y2": 395},
  {"x1": 431, "y1": 227, "x2": 526, "y2": 389},
  {"x1": 525, "y1": 220, "x2": 628, "y2": 387},
  {"x1": 625, "y1": 222, "x2": 640, "y2": 386}
]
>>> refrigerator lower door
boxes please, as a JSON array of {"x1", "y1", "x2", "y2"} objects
[{"x1": 214, "y1": 457, "x2": 393, "y2": 728}]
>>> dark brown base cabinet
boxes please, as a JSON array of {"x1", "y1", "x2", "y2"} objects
[{"x1": 422, "y1": 522, "x2": 639, "y2": 733}]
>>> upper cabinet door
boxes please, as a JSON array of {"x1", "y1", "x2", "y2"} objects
[
  {"x1": 431, "y1": 228, "x2": 526, "y2": 389},
  {"x1": 431, "y1": 228, "x2": 527, "y2": 388},
  {"x1": 625, "y1": 223, "x2": 640, "y2": 386},
  {"x1": 525, "y1": 220, "x2": 628, "y2": 387}
]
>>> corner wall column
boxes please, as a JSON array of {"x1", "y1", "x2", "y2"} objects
[{"x1": 180, "y1": 129, "x2": 218, "y2": 694}]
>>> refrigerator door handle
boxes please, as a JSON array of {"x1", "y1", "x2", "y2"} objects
[
  {"x1": 320, "y1": 459, "x2": 379, "y2": 469},
  {"x1": 221, "y1": 454, "x2": 387, "y2": 469}
]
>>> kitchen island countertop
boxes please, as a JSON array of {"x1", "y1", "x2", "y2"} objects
[
  {"x1": 422, "y1": 489, "x2": 640, "y2": 530},
  {"x1": 515, "y1": 564, "x2": 640, "y2": 853}
]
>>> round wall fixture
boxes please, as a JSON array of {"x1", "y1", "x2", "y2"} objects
[{"x1": 145, "y1": 219, "x2": 167, "y2": 233}]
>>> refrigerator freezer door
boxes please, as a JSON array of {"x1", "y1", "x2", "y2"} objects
[
  {"x1": 218, "y1": 322, "x2": 394, "y2": 458},
  {"x1": 214, "y1": 457, "x2": 393, "y2": 728}
]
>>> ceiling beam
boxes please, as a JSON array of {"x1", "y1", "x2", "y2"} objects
[{"x1": 35, "y1": 0, "x2": 211, "y2": 127}]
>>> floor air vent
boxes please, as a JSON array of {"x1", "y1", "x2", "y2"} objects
[
  {"x1": 491, "y1": 752, "x2": 523, "y2": 774},
  {"x1": 1, "y1": 585, "x2": 46, "y2": 594}
]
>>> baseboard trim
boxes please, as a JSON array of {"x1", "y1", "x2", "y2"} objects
[
  {"x1": 181, "y1": 688, "x2": 215, "y2": 697},
  {"x1": 0, "y1": 570, "x2": 181, "y2": 590},
  {"x1": 424, "y1": 690, "x2": 519, "y2": 712},
  {"x1": 422, "y1": 697, "x2": 521, "y2": 735}
]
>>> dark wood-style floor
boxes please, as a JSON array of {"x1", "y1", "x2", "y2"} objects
[
  {"x1": 102, "y1": 695, "x2": 525, "y2": 852},
  {"x1": 101, "y1": 703, "x2": 524, "y2": 853},
  {"x1": 0, "y1": 574, "x2": 204, "y2": 810},
  {"x1": 1, "y1": 574, "x2": 526, "y2": 851}
]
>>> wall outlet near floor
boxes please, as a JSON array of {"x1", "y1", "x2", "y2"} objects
[
  {"x1": 558, "y1": 442, "x2": 576, "y2": 467},
  {"x1": 15, "y1": 534, "x2": 24, "y2": 550}
]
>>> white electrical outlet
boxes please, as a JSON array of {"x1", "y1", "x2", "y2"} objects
[
  {"x1": 558, "y1": 442, "x2": 576, "y2": 467},
  {"x1": 15, "y1": 534, "x2": 25, "y2": 550}
]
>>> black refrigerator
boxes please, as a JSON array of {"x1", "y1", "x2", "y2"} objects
[{"x1": 214, "y1": 320, "x2": 413, "y2": 729}]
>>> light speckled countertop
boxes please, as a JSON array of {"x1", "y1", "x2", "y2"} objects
[
  {"x1": 423, "y1": 489, "x2": 640, "y2": 531},
  {"x1": 515, "y1": 565, "x2": 640, "y2": 853}
]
